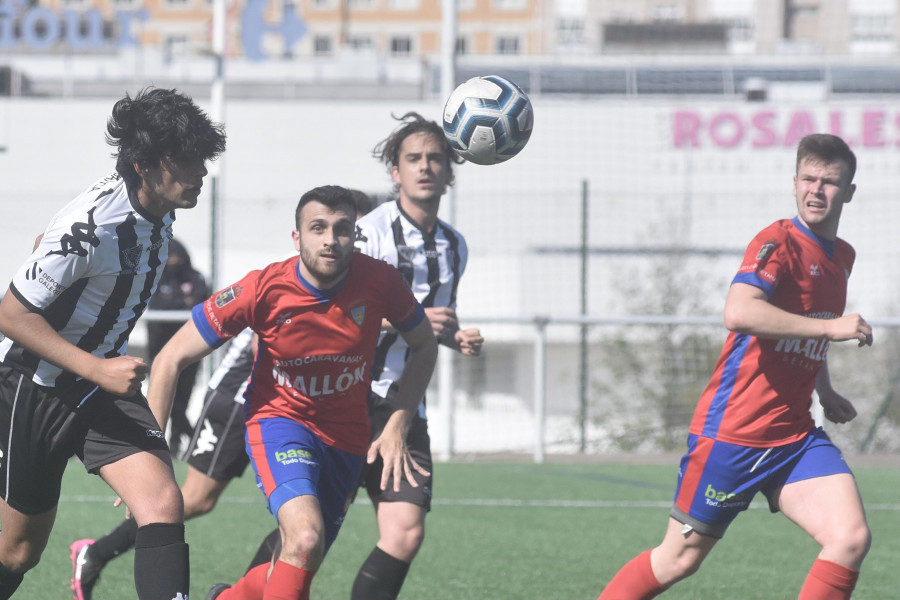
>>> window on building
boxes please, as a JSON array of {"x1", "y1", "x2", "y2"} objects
[
  {"x1": 497, "y1": 36, "x2": 519, "y2": 54},
  {"x1": 164, "y1": 35, "x2": 189, "y2": 61},
  {"x1": 389, "y1": 0, "x2": 418, "y2": 9},
  {"x1": 310, "y1": 0, "x2": 337, "y2": 8},
  {"x1": 348, "y1": 0, "x2": 375, "y2": 9},
  {"x1": 457, "y1": 0, "x2": 475, "y2": 10},
  {"x1": 390, "y1": 36, "x2": 412, "y2": 55},
  {"x1": 493, "y1": 0, "x2": 527, "y2": 11},
  {"x1": 651, "y1": 3, "x2": 684, "y2": 22},
  {"x1": 557, "y1": 18, "x2": 584, "y2": 45},
  {"x1": 314, "y1": 35, "x2": 332, "y2": 55},
  {"x1": 347, "y1": 35, "x2": 374, "y2": 50},
  {"x1": 165, "y1": 0, "x2": 190, "y2": 7},
  {"x1": 851, "y1": 13, "x2": 894, "y2": 41},
  {"x1": 455, "y1": 36, "x2": 468, "y2": 55}
]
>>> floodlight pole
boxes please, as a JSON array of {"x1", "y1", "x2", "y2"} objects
[
  {"x1": 209, "y1": 0, "x2": 226, "y2": 291},
  {"x1": 437, "y1": 0, "x2": 458, "y2": 462}
]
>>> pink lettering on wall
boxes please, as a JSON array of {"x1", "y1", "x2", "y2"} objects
[{"x1": 672, "y1": 108, "x2": 898, "y2": 149}]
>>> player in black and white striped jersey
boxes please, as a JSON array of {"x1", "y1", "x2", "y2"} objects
[
  {"x1": 351, "y1": 112, "x2": 484, "y2": 600},
  {"x1": 0, "y1": 87, "x2": 225, "y2": 600},
  {"x1": 69, "y1": 328, "x2": 259, "y2": 600}
]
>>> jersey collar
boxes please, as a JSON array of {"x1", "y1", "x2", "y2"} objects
[{"x1": 791, "y1": 216, "x2": 835, "y2": 260}]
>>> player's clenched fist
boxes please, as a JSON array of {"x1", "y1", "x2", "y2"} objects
[
  {"x1": 95, "y1": 355, "x2": 148, "y2": 396},
  {"x1": 825, "y1": 313, "x2": 873, "y2": 347}
]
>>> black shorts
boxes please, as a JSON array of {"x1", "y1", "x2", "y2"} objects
[
  {"x1": 0, "y1": 364, "x2": 169, "y2": 515},
  {"x1": 182, "y1": 386, "x2": 249, "y2": 481},
  {"x1": 358, "y1": 391, "x2": 433, "y2": 510}
]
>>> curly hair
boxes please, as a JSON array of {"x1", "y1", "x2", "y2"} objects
[
  {"x1": 106, "y1": 87, "x2": 227, "y2": 190},
  {"x1": 372, "y1": 111, "x2": 463, "y2": 192}
]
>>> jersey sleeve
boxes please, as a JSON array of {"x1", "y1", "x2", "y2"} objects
[
  {"x1": 191, "y1": 271, "x2": 262, "y2": 349},
  {"x1": 731, "y1": 225, "x2": 789, "y2": 298},
  {"x1": 9, "y1": 223, "x2": 105, "y2": 312}
]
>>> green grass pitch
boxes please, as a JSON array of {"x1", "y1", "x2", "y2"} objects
[{"x1": 16, "y1": 457, "x2": 900, "y2": 599}]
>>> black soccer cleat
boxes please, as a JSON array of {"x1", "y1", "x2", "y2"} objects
[
  {"x1": 69, "y1": 539, "x2": 105, "y2": 600},
  {"x1": 206, "y1": 582, "x2": 232, "y2": 600}
]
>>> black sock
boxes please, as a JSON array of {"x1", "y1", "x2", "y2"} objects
[
  {"x1": 351, "y1": 546, "x2": 410, "y2": 600},
  {"x1": 133, "y1": 523, "x2": 189, "y2": 600},
  {"x1": 245, "y1": 528, "x2": 280, "y2": 573},
  {"x1": 0, "y1": 560, "x2": 23, "y2": 600},
  {"x1": 90, "y1": 517, "x2": 139, "y2": 563}
]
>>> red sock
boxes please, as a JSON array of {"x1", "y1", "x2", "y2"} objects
[
  {"x1": 598, "y1": 549, "x2": 666, "y2": 600},
  {"x1": 219, "y1": 563, "x2": 269, "y2": 600},
  {"x1": 798, "y1": 559, "x2": 859, "y2": 600},
  {"x1": 264, "y1": 560, "x2": 316, "y2": 600}
]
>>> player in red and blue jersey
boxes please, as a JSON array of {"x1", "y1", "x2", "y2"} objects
[
  {"x1": 144, "y1": 185, "x2": 438, "y2": 600},
  {"x1": 597, "y1": 134, "x2": 873, "y2": 600}
]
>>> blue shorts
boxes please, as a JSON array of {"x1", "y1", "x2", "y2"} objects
[
  {"x1": 246, "y1": 417, "x2": 364, "y2": 552},
  {"x1": 670, "y1": 427, "x2": 851, "y2": 538}
]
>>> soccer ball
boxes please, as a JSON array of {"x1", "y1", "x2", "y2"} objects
[{"x1": 442, "y1": 75, "x2": 534, "y2": 165}]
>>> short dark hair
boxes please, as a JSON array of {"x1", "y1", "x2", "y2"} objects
[
  {"x1": 796, "y1": 134, "x2": 856, "y2": 183},
  {"x1": 373, "y1": 111, "x2": 463, "y2": 190},
  {"x1": 349, "y1": 189, "x2": 374, "y2": 217},
  {"x1": 295, "y1": 185, "x2": 357, "y2": 228},
  {"x1": 106, "y1": 87, "x2": 227, "y2": 190}
]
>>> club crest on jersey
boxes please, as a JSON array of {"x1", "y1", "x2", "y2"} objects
[
  {"x1": 351, "y1": 305, "x2": 366, "y2": 326},
  {"x1": 397, "y1": 245, "x2": 417, "y2": 262},
  {"x1": 120, "y1": 245, "x2": 144, "y2": 274},
  {"x1": 215, "y1": 285, "x2": 241, "y2": 307},
  {"x1": 756, "y1": 243, "x2": 775, "y2": 261}
]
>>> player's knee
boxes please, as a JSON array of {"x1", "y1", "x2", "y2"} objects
[
  {"x1": 0, "y1": 541, "x2": 43, "y2": 573},
  {"x1": 835, "y1": 521, "x2": 872, "y2": 561},
  {"x1": 282, "y1": 526, "x2": 325, "y2": 565},
  {"x1": 381, "y1": 521, "x2": 425, "y2": 558},
  {"x1": 664, "y1": 549, "x2": 706, "y2": 582},
  {"x1": 136, "y1": 482, "x2": 185, "y2": 524},
  {"x1": 183, "y1": 494, "x2": 217, "y2": 519}
]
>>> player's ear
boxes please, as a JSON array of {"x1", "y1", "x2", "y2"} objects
[
  {"x1": 844, "y1": 183, "x2": 856, "y2": 204},
  {"x1": 292, "y1": 229, "x2": 301, "y2": 251},
  {"x1": 391, "y1": 165, "x2": 401, "y2": 185}
]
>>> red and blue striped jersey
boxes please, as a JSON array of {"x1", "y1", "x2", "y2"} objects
[
  {"x1": 690, "y1": 217, "x2": 855, "y2": 447},
  {"x1": 192, "y1": 252, "x2": 425, "y2": 455}
]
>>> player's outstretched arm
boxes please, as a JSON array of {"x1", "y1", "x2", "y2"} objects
[
  {"x1": 724, "y1": 282, "x2": 873, "y2": 346},
  {"x1": 146, "y1": 320, "x2": 215, "y2": 432},
  {"x1": 368, "y1": 317, "x2": 438, "y2": 492},
  {"x1": 0, "y1": 291, "x2": 147, "y2": 396}
]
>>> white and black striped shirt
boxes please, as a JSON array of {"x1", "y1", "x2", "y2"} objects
[
  {"x1": 354, "y1": 200, "x2": 468, "y2": 419},
  {"x1": 207, "y1": 328, "x2": 255, "y2": 405},
  {"x1": 0, "y1": 174, "x2": 174, "y2": 387}
]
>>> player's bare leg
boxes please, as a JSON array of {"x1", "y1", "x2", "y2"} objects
[
  {"x1": 181, "y1": 465, "x2": 231, "y2": 519},
  {"x1": 0, "y1": 500, "x2": 55, "y2": 597},
  {"x1": 777, "y1": 473, "x2": 870, "y2": 599},
  {"x1": 598, "y1": 517, "x2": 718, "y2": 600},
  {"x1": 375, "y1": 501, "x2": 426, "y2": 562},
  {"x1": 99, "y1": 450, "x2": 188, "y2": 600},
  {"x1": 352, "y1": 501, "x2": 424, "y2": 600},
  {"x1": 649, "y1": 517, "x2": 718, "y2": 585}
]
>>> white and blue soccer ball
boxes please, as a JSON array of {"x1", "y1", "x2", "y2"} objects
[{"x1": 442, "y1": 75, "x2": 534, "y2": 165}]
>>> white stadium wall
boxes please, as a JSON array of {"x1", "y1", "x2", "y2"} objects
[
  {"x1": 2, "y1": 95, "x2": 898, "y2": 324},
  {"x1": 3, "y1": 96, "x2": 900, "y2": 454}
]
